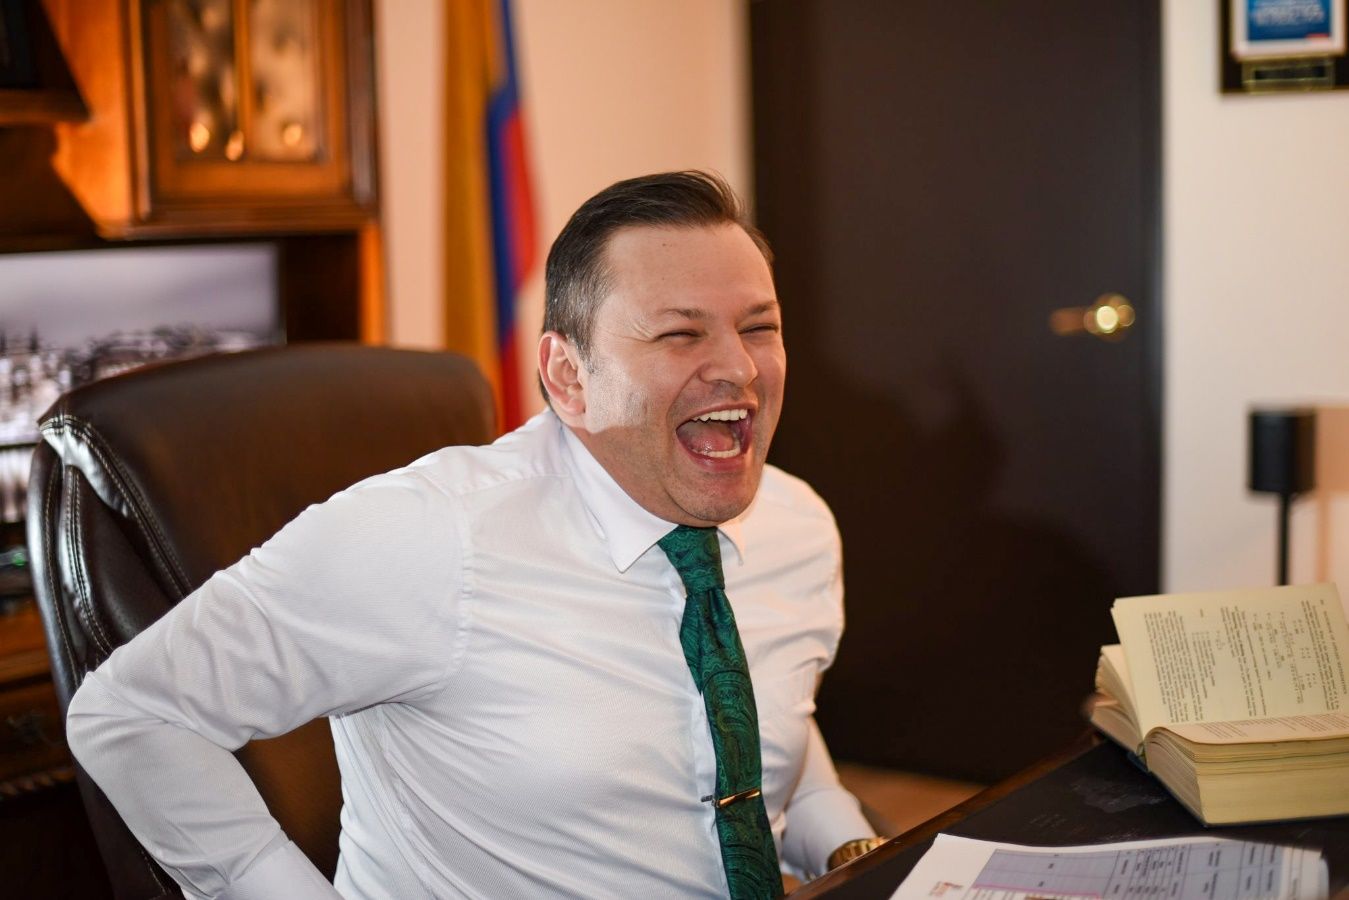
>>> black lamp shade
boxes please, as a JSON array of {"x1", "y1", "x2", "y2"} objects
[{"x1": 1248, "y1": 408, "x2": 1316, "y2": 495}]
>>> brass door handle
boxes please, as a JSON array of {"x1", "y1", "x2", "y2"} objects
[{"x1": 1049, "y1": 293, "x2": 1135, "y2": 340}]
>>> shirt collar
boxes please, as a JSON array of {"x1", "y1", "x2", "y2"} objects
[{"x1": 554, "y1": 414, "x2": 748, "y2": 573}]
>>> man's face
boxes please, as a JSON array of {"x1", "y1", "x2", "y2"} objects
[{"x1": 562, "y1": 223, "x2": 785, "y2": 526}]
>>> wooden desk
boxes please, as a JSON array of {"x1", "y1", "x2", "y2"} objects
[{"x1": 800, "y1": 734, "x2": 1349, "y2": 898}]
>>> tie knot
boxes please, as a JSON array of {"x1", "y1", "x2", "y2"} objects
[{"x1": 657, "y1": 525, "x2": 724, "y2": 593}]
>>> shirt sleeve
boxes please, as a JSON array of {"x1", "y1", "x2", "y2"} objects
[
  {"x1": 65, "y1": 471, "x2": 463, "y2": 900},
  {"x1": 779, "y1": 717, "x2": 875, "y2": 878},
  {"x1": 779, "y1": 498, "x2": 875, "y2": 877}
]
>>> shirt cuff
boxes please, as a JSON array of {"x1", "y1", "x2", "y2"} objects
[
  {"x1": 788, "y1": 788, "x2": 876, "y2": 878},
  {"x1": 217, "y1": 841, "x2": 342, "y2": 900}
]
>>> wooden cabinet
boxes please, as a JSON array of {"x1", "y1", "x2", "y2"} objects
[
  {"x1": 0, "y1": 2, "x2": 87, "y2": 127},
  {"x1": 0, "y1": 534, "x2": 111, "y2": 895},
  {"x1": 0, "y1": 0, "x2": 387, "y2": 341},
  {"x1": 0, "y1": 600, "x2": 72, "y2": 798},
  {"x1": 42, "y1": 0, "x2": 377, "y2": 238}
]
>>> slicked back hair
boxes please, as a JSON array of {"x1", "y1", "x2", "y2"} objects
[{"x1": 542, "y1": 171, "x2": 773, "y2": 372}]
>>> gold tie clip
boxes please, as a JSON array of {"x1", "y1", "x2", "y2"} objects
[{"x1": 715, "y1": 787, "x2": 762, "y2": 809}]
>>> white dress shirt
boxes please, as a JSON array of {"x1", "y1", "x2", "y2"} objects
[{"x1": 66, "y1": 410, "x2": 872, "y2": 899}]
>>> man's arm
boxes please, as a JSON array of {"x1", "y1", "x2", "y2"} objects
[
  {"x1": 779, "y1": 499, "x2": 879, "y2": 878},
  {"x1": 779, "y1": 716, "x2": 876, "y2": 878},
  {"x1": 66, "y1": 473, "x2": 461, "y2": 899}
]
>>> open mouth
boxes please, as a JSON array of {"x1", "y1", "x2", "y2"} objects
[{"x1": 675, "y1": 408, "x2": 753, "y2": 460}]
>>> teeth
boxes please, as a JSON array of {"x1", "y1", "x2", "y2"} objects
[
  {"x1": 693, "y1": 408, "x2": 748, "y2": 423},
  {"x1": 697, "y1": 437, "x2": 742, "y2": 459}
]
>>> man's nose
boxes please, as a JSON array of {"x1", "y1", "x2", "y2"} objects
[{"x1": 701, "y1": 332, "x2": 758, "y2": 387}]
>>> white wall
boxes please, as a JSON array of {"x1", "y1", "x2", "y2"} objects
[
  {"x1": 1164, "y1": 2, "x2": 1349, "y2": 590},
  {"x1": 375, "y1": 0, "x2": 751, "y2": 415}
]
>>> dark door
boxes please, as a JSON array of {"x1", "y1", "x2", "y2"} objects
[{"x1": 752, "y1": 0, "x2": 1160, "y2": 782}]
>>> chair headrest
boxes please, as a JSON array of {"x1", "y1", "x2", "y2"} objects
[{"x1": 39, "y1": 344, "x2": 495, "y2": 596}]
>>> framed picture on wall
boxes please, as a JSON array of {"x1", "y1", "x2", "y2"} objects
[
  {"x1": 1230, "y1": 0, "x2": 1346, "y2": 60},
  {"x1": 0, "y1": 243, "x2": 281, "y2": 524}
]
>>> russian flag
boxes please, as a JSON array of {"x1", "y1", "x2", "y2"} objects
[{"x1": 442, "y1": 0, "x2": 537, "y2": 433}]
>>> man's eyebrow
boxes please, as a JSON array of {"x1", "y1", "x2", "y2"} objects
[
  {"x1": 653, "y1": 307, "x2": 708, "y2": 320},
  {"x1": 651, "y1": 301, "x2": 781, "y2": 320},
  {"x1": 745, "y1": 301, "x2": 781, "y2": 317}
]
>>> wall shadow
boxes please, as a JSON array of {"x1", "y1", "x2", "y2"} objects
[{"x1": 771, "y1": 350, "x2": 1116, "y2": 783}]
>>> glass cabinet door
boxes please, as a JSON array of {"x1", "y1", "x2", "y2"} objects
[
  {"x1": 164, "y1": 0, "x2": 241, "y2": 160},
  {"x1": 140, "y1": 0, "x2": 371, "y2": 229},
  {"x1": 164, "y1": 0, "x2": 324, "y2": 163},
  {"x1": 246, "y1": 0, "x2": 322, "y2": 162}
]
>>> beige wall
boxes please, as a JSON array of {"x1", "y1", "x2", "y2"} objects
[
  {"x1": 1164, "y1": 1, "x2": 1349, "y2": 590},
  {"x1": 374, "y1": 0, "x2": 445, "y2": 350},
  {"x1": 513, "y1": 0, "x2": 751, "y2": 416},
  {"x1": 375, "y1": 0, "x2": 751, "y2": 417}
]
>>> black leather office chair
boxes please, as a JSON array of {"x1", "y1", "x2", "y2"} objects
[{"x1": 26, "y1": 344, "x2": 495, "y2": 899}]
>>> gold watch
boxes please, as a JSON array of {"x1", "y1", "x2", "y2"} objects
[{"x1": 826, "y1": 836, "x2": 888, "y2": 870}]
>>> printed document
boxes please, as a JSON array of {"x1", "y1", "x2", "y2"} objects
[{"x1": 890, "y1": 834, "x2": 1328, "y2": 900}]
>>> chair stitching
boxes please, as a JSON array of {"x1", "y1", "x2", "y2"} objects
[
  {"x1": 45, "y1": 457, "x2": 177, "y2": 895},
  {"x1": 88, "y1": 430, "x2": 190, "y2": 593},
  {"x1": 65, "y1": 478, "x2": 114, "y2": 657},
  {"x1": 42, "y1": 416, "x2": 190, "y2": 597},
  {"x1": 42, "y1": 416, "x2": 187, "y2": 593},
  {"x1": 50, "y1": 415, "x2": 189, "y2": 592},
  {"x1": 43, "y1": 463, "x2": 79, "y2": 679}
]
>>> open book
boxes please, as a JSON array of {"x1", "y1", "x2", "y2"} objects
[{"x1": 1089, "y1": 582, "x2": 1349, "y2": 825}]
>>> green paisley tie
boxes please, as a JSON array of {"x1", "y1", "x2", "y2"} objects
[{"x1": 658, "y1": 525, "x2": 781, "y2": 899}]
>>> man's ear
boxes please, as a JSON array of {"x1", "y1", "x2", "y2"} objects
[{"x1": 538, "y1": 331, "x2": 586, "y2": 421}]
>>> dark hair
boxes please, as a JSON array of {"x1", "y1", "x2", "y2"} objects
[{"x1": 543, "y1": 170, "x2": 772, "y2": 363}]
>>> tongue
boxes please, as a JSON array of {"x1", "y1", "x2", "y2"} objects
[{"x1": 676, "y1": 420, "x2": 737, "y2": 454}]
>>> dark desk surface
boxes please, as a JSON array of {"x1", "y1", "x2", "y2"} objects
[{"x1": 801, "y1": 735, "x2": 1349, "y2": 899}]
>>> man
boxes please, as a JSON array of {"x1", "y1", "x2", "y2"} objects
[{"x1": 67, "y1": 172, "x2": 881, "y2": 899}]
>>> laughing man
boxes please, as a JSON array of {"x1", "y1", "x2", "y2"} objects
[{"x1": 67, "y1": 171, "x2": 882, "y2": 899}]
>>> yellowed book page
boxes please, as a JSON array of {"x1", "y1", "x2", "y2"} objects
[
  {"x1": 1101, "y1": 643, "x2": 1126, "y2": 673},
  {"x1": 1089, "y1": 696, "x2": 1143, "y2": 751},
  {"x1": 1167, "y1": 710, "x2": 1349, "y2": 744},
  {"x1": 1113, "y1": 583, "x2": 1349, "y2": 735},
  {"x1": 1099, "y1": 644, "x2": 1129, "y2": 693},
  {"x1": 1097, "y1": 644, "x2": 1138, "y2": 723}
]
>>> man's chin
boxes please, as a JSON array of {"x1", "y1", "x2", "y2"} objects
[{"x1": 669, "y1": 476, "x2": 762, "y2": 526}]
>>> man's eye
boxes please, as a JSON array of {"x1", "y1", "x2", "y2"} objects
[
  {"x1": 743, "y1": 324, "x2": 781, "y2": 335},
  {"x1": 658, "y1": 331, "x2": 698, "y2": 340}
]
